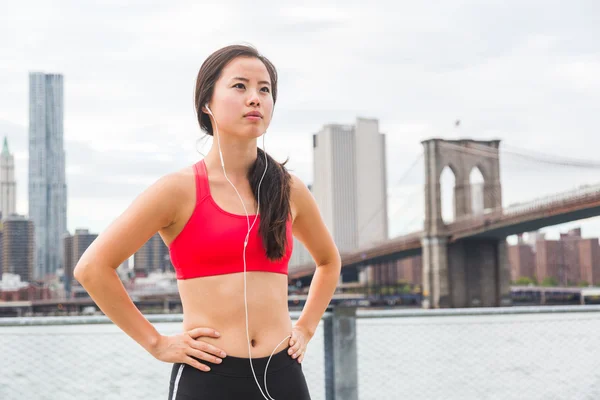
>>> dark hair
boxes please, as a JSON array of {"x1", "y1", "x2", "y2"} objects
[{"x1": 194, "y1": 44, "x2": 292, "y2": 261}]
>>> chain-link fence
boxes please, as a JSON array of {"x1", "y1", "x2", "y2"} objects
[
  {"x1": 2, "y1": 306, "x2": 600, "y2": 399},
  {"x1": 355, "y1": 306, "x2": 600, "y2": 399},
  {"x1": 0, "y1": 313, "x2": 326, "y2": 400}
]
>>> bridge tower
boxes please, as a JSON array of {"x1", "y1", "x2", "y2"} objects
[{"x1": 421, "y1": 139, "x2": 512, "y2": 308}]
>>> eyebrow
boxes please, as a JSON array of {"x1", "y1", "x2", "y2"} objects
[{"x1": 231, "y1": 76, "x2": 271, "y2": 86}]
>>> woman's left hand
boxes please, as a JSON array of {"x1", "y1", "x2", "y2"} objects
[{"x1": 288, "y1": 324, "x2": 313, "y2": 363}]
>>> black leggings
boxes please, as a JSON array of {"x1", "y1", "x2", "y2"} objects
[{"x1": 168, "y1": 346, "x2": 312, "y2": 400}]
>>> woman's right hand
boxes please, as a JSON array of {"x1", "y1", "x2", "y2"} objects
[{"x1": 151, "y1": 327, "x2": 227, "y2": 372}]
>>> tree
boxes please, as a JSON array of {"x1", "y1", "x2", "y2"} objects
[
  {"x1": 541, "y1": 276, "x2": 559, "y2": 287},
  {"x1": 515, "y1": 277, "x2": 535, "y2": 285}
]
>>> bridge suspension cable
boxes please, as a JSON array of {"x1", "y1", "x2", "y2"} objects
[
  {"x1": 502, "y1": 144, "x2": 600, "y2": 169},
  {"x1": 358, "y1": 142, "x2": 599, "y2": 240},
  {"x1": 434, "y1": 141, "x2": 600, "y2": 224},
  {"x1": 356, "y1": 152, "x2": 423, "y2": 240},
  {"x1": 387, "y1": 187, "x2": 424, "y2": 235},
  {"x1": 439, "y1": 141, "x2": 600, "y2": 169}
]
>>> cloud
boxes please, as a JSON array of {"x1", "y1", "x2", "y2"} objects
[{"x1": 0, "y1": 0, "x2": 599, "y2": 239}]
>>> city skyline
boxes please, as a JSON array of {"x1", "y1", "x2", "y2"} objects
[{"x1": 0, "y1": 1, "x2": 599, "y2": 242}]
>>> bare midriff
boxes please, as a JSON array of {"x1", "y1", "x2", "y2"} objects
[{"x1": 177, "y1": 270, "x2": 293, "y2": 358}]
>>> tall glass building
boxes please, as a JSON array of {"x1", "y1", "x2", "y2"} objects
[{"x1": 28, "y1": 72, "x2": 68, "y2": 280}]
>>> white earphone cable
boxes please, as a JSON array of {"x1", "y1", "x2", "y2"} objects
[{"x1": 207, "y1": 105, "x2": 290, "y2": 400}]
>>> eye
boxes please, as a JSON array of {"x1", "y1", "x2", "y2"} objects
[
  {"x1": 261, "y1": 87, "x2": 270, "y2": 93},
  {"x1": 233, "y1": 83, "x2": 245, "y2": 89}
]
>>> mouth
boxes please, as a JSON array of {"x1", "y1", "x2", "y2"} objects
[{"x1": 244, "y1": 111, "x2": 263, "y2": 118}]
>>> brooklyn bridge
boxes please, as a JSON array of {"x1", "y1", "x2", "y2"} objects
[{"x1": 289, "y1": 138, "x2": 600, "y2": 308}]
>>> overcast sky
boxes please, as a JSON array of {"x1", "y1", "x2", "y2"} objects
[{"x1": 1, "y1": 0, "x2": 599, "y2": 242}]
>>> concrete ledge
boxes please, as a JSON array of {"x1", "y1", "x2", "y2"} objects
[
  {"x1": 356, "y1": 304, "x2": 600, "y2": 318},
  {"x1": 0, "y1": 311, "x2": 332, "y2": 327}
]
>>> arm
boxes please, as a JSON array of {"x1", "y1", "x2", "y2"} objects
[
  {"x1": 74, "y1": 172, "x2": 186, "y2": 354},
  {"x1": 290, "y1": 174, "x2": 342, "y2": 337}
]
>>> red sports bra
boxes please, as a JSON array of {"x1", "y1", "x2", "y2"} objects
[{"x1": 168, "y1": 159, "x2": 293, "y2": 280}]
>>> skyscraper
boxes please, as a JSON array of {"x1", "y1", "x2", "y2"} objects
[
  {"x1": 312, "y1": 117, "x2": 388, "y2": 254},
  {"x1": 28, "y1": 72, "x2": 68, "y2": 280},
  {"x1": 0, "y1": 137, "x2": 17, "y2": 218},
  {"x1": 0, "y1": 215, "x2": 35, "y2": 282}
]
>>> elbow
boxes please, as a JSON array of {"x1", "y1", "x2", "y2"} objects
[
  {"x1": 333, "y1": 254, "x2": 342, "y2": 275},
  {"x1": 74, "y1": 260, "x2": 115, "y2": 285},
  {"x1": 73, "y1": 261, "x2": 91, "y2": 284},
  {"x1": 331, "y1": 250, "x2": 342, "y2": 270},
  {"x1": 317, "y1": 253, "x2": 342, "y2": 272}
]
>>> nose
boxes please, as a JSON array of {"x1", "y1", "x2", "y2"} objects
[{"x1": 247, "y1": 90, "x2": 260, "y2": 107}]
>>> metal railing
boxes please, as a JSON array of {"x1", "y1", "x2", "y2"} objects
[
  {"x1": 2, "y1": 305, "x2": 600, "y2": 399},
  {"x1": 448, "y1": 183, "x2": 600, "y2": 235}
]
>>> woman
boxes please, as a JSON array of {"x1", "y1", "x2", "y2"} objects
[{"x1": 74, "y1": 44, "x2": 341, "y2": 400}]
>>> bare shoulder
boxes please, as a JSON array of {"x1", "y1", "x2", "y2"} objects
[
  {"x1": 116, "y1": 167, "x2": 191, "y2": 227},
  {"x1": 158, "y1": 165, "x2": 197, "y2": 237},
  {"x1": 75, "y1": 164, "x2": 197, "y2": 274},
  {"x1": 144, "y1": 166, "x2": 195, "y2": 226},
  {"x1": 164, "y1": 165, "x2": 196, "y2": 205}
]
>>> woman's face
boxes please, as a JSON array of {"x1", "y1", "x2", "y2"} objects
[{"x1": 206, "y1": 56, "x2": 274, "y2": 140}]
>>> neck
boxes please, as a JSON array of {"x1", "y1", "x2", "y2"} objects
[{"x1": 204, "y1": 136, "x2": 258, "y2": 181}]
